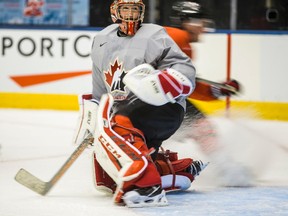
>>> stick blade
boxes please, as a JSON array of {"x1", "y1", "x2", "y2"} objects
[{"x1": 15, "y1": 168, "x2": 50, "y2": 196}]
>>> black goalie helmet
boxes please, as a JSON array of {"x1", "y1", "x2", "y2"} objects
[
  {"x1": 170, "y1": 1, "x2": 215, "y2": 31},
  {"x1": 172, "y1": 1, "x2": 204, "y2": 19}
]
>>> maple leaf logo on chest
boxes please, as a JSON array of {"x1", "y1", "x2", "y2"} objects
[{"x1": 104, "y1": 59, "x2": 127, "y2": 94}]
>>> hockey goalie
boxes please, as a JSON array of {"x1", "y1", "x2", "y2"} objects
[
  {"x1": 73, "y1": 65, "x2": 208, "y2": 208},
  {"x1": 71, "y1": 0, "x2": 241, "y2": 208},
  {"x1": 13, "y1": 0, "x2": 244, "y2": 203}
]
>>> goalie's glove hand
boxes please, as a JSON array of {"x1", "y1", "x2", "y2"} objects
[
  {"x1": 211, "y1": 79, "x2": 240, "y2": 98},
  {"x1": 123, "y1": 64, "x2": 193, "y2": 106}
]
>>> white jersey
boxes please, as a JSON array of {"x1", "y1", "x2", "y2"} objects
[{"x1": 91, "y1": 23, "x2": 196, "y2": 108}]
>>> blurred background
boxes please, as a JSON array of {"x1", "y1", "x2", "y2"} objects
[{"x1": 1, "y1": 0, "x2": 288, "y2": 30}]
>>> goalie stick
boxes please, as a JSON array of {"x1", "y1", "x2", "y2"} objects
[
  {"x1": 14, "y1": 132, "x2": 94, "y2": 196},
  {"x1": 195, "y1": 77, "x2": 239, "y2": 95}
]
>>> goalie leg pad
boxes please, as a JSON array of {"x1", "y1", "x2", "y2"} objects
[
  {"x1": 93, "y1": 94, "x2": 161, "y2": 202},
  {"x1": 93, "y1": 94, "x2": 147, "y2": 183},
  {"x1": 111, "y1": 115, "x2": 162, "y2": 189}
]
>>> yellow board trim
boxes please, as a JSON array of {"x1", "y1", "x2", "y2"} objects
[
  {"x1": 0, "y1": 92, "x2": 288, "y2": 121},
  {"x1": 0, "y1": 92, "x2": 79, "y2": 110},
  {"x1": 189, "y1": 99, "x2": 288, "y2": 121}
]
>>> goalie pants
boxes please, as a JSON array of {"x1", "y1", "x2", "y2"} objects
[{"x1": 116, "y1": 99, "x2": 185, "y2": 160}]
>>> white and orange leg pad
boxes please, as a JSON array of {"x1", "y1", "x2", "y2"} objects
[
  {"x1": 93, "y1": 94, "x2": 149, "y2": 203},
  {"x1": 73, "y1": 93, "x2": 99, "y2": 146}
]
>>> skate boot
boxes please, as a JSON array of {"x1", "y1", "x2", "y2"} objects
[
  {"x1": 122, "y1": 185, "x2": 168, "y2": 208},
  {"x1": 187, "y1": 160, "x2": 209, "y2": 176}
]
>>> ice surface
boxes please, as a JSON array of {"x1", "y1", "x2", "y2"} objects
[{"x1": 0, "y1": 109, "x2": 287, "y2": 216}]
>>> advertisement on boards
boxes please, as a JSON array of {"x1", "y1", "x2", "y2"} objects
[
  {"x1": 0, "y1": 0, "x2": 89, "y2": 26},
  {"x1": 0, "y1": 29, "x2": 95, "y2": 94}
]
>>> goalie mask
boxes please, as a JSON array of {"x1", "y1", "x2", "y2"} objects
[{"x1": 110, "y1": 0, "x2": 145, "y2": 36}]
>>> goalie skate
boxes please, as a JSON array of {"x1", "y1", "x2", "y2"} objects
[
  {"x1": 122, "y1": 185, "x2": 168, "y2": 208},
  {"x1": 189, "y1": 160, "x2": 209, "y2": 177}
]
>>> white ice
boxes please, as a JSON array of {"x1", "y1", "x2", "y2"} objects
[{"x1": 0, "y1": 108, "x2": 287, "y2": 216}]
